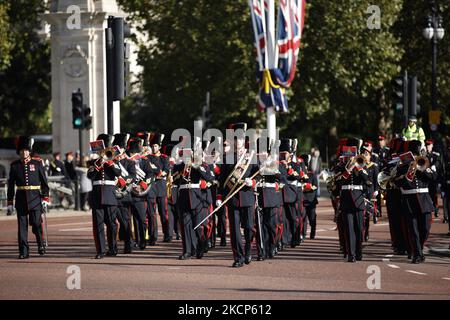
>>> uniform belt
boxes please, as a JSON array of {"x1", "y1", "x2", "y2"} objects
[
  {"x1": 259, "y1": 182, "x2": 277, "y2": 188},
  {"x1": 179, "y1": 183, "x2": 200, "y2": 189},
  {"x1": 341, "y1": 185, "x2": 363, "y2": 190},
  {"x1": 16, "y1": 185, "x2": 41, "y2": 190},
  {"x1": 287, "y1": 181, "x2": 298, "y2": 186},
  {"x1": 401, "y1": 188, "x2": 429, "y2": 195},
  {"x1": 93, "y1": 180, "x2": 116, "y2": 186},
  {"x1": 156, "y1": 177, "x2": 167, "y2": 180}
]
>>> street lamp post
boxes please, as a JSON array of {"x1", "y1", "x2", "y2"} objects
[{"x1": 423, "y1": 0, "x2": 445, "y2": 133}]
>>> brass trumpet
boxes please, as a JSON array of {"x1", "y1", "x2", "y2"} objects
[
  {"x1": 346, "y1": 154, "x2": 366, "y2": 171},
  {"x1": 100, "y1": 147, "x2": 117, "y2": 160}
]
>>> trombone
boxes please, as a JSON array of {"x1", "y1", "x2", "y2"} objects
[{"x1": 406, "y1": 155, "x2": 430, "y2": 182}]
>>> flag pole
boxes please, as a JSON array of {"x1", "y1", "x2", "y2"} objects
[{"x1": 267, "y1": 0, "x2": 276, "y2": 142}]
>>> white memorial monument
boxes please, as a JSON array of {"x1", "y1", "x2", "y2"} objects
[{"x1": 44, "y1": 0, "x2": 127, "y2": 155}]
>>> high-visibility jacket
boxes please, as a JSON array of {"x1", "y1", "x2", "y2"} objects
[{"x1": 402, "y1": 124, "x2": 425, "y2": 144}]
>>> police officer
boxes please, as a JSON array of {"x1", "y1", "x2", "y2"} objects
[
  {"x1": 395, "y1": 140, "x2": 437, "y2": 263},
  {"x1": 7, "y1": 136, "x2": 50, "y2": 259},
  {"x1": 173, "y1": 146, "x2": 214, "y2": 260},
  {"x1": 87, "y1": 134, "x2": 122, "y2": 259},
  {"x1": 149, "y1": 133, "x2": 172, "y2": 243},
  {"x1": 217, "y1": 123, "x2": 258, "y2": 267},
  {"x1": 337, "y1": 143, "x2": 370, "y2": 262},
  {"x1": 112, "y1": 133, "x2": 136, "y2": 254},
  {"x1": 402, "y1": 116, "x2": 426, "y2": 145}
]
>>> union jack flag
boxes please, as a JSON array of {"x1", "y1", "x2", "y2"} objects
[{"x1": 249, "y1": 0, "x2": 306, "y2": 113}]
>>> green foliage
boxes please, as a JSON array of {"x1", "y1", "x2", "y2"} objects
[
  {"x1": 0, "y1": 0, "x2": 51, "y2": 137},
  {"x1": 0, "y1": 3, "x2": 12, "y2": 71}
]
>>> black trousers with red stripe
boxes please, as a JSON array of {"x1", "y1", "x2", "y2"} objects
[
  {"x1": 16, "y1": 208, "x2": 43, "y2": 255},
  {"x1": 405, "y1": 211, "x2": 432, "y2": 257},
  {"x1": 148, "y1": 196, "x2": 172, "y2": 241},
  {"x1": 283, "y1": 202, "x2": 299, "y2": 245},
  {"x1": 92, "y1": 205, "x2": 117, "y2": 255},
  {"x1": 131, "y1": 200, "x2": 147, "y2": 248},
  {"x1": 228, "y1": 205, "x2": 255, "y2": 262},
  {"x1": 116, "y1": 204, "x2": 132, "y2": 251},
  {"x1": 261, "y1": 206, "x2": 279, "y2": 258},
  {"x1": 217, "y1": 206, "x2": 228, "y2": 240},
  {"x1": 303, "y1": 205, "x2": 317, "y2": 239},
  {"x1": 343, "y1": 210, "x2": 364, "y2": 257}
]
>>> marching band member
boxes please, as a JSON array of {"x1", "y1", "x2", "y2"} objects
[
  {"x1": 173, "y1": 145, "x2": 214, "y2": 260},
  {"x1": 361, "y1": 144, "x2": 379, "y2": 241},
  {"x1": 337, "y1": 140, "x2": 369, "y2": 262},
  {"x1": 128, "y1": 137, "x2": 159, "y2": 250},
  {"x1": 217, "y1": 123, "x2": 258, "y2": 267},
  {"x1": 301, "y1": 154, "x2": 319, "y2": 240},
  {"x1": 87, "y1": 134, "x2": 122, "y2": 259},
  {"x1": 425, "y1": 139, "x2": 443, "y2": 218},
  {"x1": 279, "y1": 139, "x2": 301, "y2": 248},
  {"x1": 164, "y1": 144, "x2": 181, "y2": 240},
  {"x1": 373, "y1": 135, "x2": 390, "y2": 218},
  {"x1": 394, "y1": 140, "x2": 437, "y2": 264},
  {"x1": 294, "y1": 146, "x2": 309, "y2": 245},
  {"x1": 442, "y1": 145, "x2": 450, "y2": 232},
  {"x1": 149, "y1": 133, "x2": 172, "y2": 243},
  {"x1": 7, "y1": 136, "x2": 50, "y2": 259},
  {"x1": 112, "y1": 133, "x2": 135, "y2": 254}
]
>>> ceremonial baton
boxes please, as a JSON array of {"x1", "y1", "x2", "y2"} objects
[{"x1": 194, "y1": 169, "x2": 261, "y2": 230}]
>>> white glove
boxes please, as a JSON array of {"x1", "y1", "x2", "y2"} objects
[
  {"x1": 215, "y1": 200, "x2": 222, "y2": 207},
  {"x1": 373, "y1": 191, "x2": 379, "y2": 198},
  {"x1": 7, "y1": 205, "x2": 14, "y2": 214},
  {"x1": 244, "y1": 178, "x2": 253, "y2": 187},
  {"x1": 42, "y1": 198, "x2": 50, "y2": 207}
]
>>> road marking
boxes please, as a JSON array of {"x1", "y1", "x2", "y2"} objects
[
  {"x1": 387, "y1": 264, "x2": 400, "y2": 269},
  {"x1": 442, "y1": 277, "x2": 450, "y2": 281},
  {"x1": 405, "y1": 270, "x2": 427, "y2": 276},
  {"x1": 60, "y1": 227, "x2": 92, "y2": 232},
  {"x1": 373, "y1": 223, "x2": 388, "y2": 227},
  {"x1": 168, "y1": 267, "x2": 181, "y2": 270},
  {"x1": 385, "y1": 254, "x2": 394, "y2": 258},
  {"x1": 316, "y1": 236, "x2": 339, "y2": 240},
  {"x1": 51, "y1": 222, "x2": 91, "y2": 227},
  {"x1": 382, "y1": 258, "x2": 390, "y2": 262}
]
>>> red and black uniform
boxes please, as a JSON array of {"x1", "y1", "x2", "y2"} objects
[
  {"x1": 147, "y1": 152, "x2": 171, "y2": 243},
  {"x1": 173, "y1": 161, "x2": 214, "y2": 259},
  {"x1": 218, "y1": 151, "x2": 258, "y2": 267},
  {"x1": 8, "y1": 156, "x2": 49, "y2": 258},
  {"x1": 363, "y1": 161, "x2": 379, "y2": 241},
  {"x1": 303, "y1": 171, "x2": 319, "y2": 240},
  {"x1": 337, "y1": 163, "x2": 370, "y2": 261},
  {"x1": 87, "y1": 157, "x2": 122, "y2": 257},
  {"x1": 395, "y1": 163, "x2": 437, "y2": 263}
]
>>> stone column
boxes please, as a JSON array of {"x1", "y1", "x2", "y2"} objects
[{"x1": 45, "y1": 0, "x2": 125, "y2": 155}]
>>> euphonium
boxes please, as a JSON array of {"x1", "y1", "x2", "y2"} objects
[{"x1": 100, "y1": 147, "x2": 116, "y2": 161}]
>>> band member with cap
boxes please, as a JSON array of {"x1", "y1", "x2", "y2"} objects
[
  {"x1": 7, "y1": 136, "x2": 50, "y2": 259},
  {"x1": 148, "y1": 133, "x2": 172, "y2": 243},
  {"x1": 300, "y1": 154, "x2": 319, "y2": 240},
  {"x1": 442, "y1": 145, "x2": 450, "y2": 233},
  {"x1": 127, "y1": 137, "x2": 159, "y2": 250},
  {"x1": 337, "y1": 138, "x2": 369, "y2": 262},
  {"x1": 373, "y1": 135, "x2": 389, "y2": 217},
  {"x1": 394, "y1": 140, "x2": 437, "y2": 263},
  {"x1": 164, "y1": 143, "x2": 181, "y2": 240},
  {"x1": 87, "y1": 134, "x2": 123, "y2": 259},
  {"x1": 112, "y1": 133, "x2": 136, "y2": 254},
  {"x1": 255, "y1": 137, "x2": 280, "y2": 260},
  {"x1": 382, "y1": 138, "x2": 409, "y2": 255},
  {"x1": 425, "y1": 139, "x2": 442, "y2": 218},
  {"x1": 279, "y1": 138, "x2": 302, "y2": 248},
  {"x1": 361, "y1": 144, "x2": 379, "y2": 241},
  {"x1": 217, "y1": 123, "x2": 258, "y2": 267},
  {"x1": 173, "y1": 144, "x2": 214, "y2": 260}
]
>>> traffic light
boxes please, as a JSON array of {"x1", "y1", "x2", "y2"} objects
[
  {"x1": 72, "y1": 89, "x2": 83, "y2": 129},
  {"x1": 83, "y1": 105, "x2": 92, "y2": 129},
  {"x1": 392, "y1": 75, "x2": 407, "y2": 113},
  {"x1": 408, "y1": 76, "x2": 421, "y2": 116}
]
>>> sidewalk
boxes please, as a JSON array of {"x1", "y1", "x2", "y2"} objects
[{"x1": 0, "y1": 208, "x2": 91, "y2": 221}]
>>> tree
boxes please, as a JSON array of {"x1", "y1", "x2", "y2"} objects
[{"x1": 0, "y1": 1, "x2": 51, "y2": 137}]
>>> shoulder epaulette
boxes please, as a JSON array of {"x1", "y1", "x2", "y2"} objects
[{"x1": 432, "y1": 151, "x2": 440, "y2": 157}]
